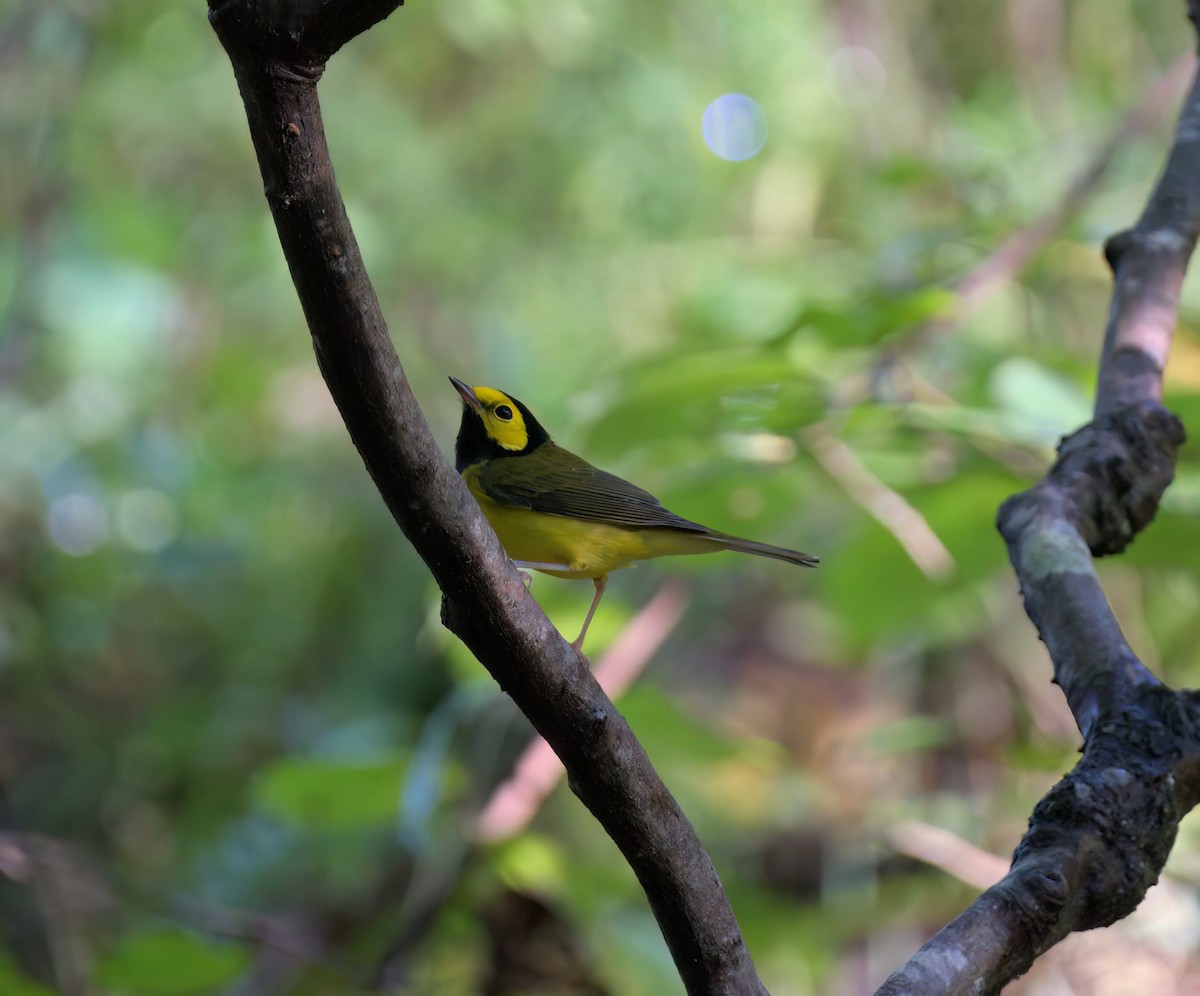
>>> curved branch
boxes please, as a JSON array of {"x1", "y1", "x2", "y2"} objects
[
  {"x1": 205, "y1": 4, "x2": 766, "y2": 993},
  {"x1": 208, "y1": 0, "x2": 402, "y2": 63},
  {"x1": 880, "y1": 9, "x2": 1200, "y2": 994},
  {"x1": 475, "y1": 582, "x2": 690, "y2": 844}
]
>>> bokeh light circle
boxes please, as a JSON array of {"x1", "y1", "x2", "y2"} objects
[{"x1": 701, "y1": 93, "x2": 767, "y2": 162}]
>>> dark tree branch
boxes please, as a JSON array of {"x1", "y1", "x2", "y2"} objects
[
  {"x1": 205, "y1": 4, "x2": 767, "y2": 993},
  {"x1": 207, "y1": 0, "x2": 402, "y2": 63},
  {"x1": 880, "y1": 9, "x2": 1200, "y2": 994}
]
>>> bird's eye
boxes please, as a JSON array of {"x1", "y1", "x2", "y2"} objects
[{"x1": 494, "y1": 405, "x2": 514, "y2": 421}]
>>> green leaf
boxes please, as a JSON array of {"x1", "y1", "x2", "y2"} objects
[
  {"x1": 775, "y1": 288, "x2": 956, "y2": 348},
  {"x1": 95, "y1": 930, "x2": 248, "y2": 995},
  {"x1": 1125, "y1": 511, "x2": 1200, "y2": 570},
  {"x1": 618, "y1": 686, "x2": 743, "y2": 766},
  {"x1": 0, "y1": 954, "x2": 55, "y2": 996},
  {"x1": 988, "y1": 358, "x2": 1091, "y2": 441},
  {"x1": 492, "y1": 833, "x2": 569, "y2": 894},
  {"x1": 676, "y1": 273, "x2": 805, "y2": 342},
  {"x1": 868, "y1": 716, "x2": 952, "y2": 754},
  {"x1": 583, "y1": 348, "x2": 813, "y2": 458},
  {"x1": 253, "y1": 753, "x2": 408, "y2": 830}
]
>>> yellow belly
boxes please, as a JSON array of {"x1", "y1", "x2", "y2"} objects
[{"x1": 465, "y1": 472, "x2": 714, "y2": 579}]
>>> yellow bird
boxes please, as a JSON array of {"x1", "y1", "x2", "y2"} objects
[{"x1": 451, "y1": 377, "x2": 819, "y2": 651}]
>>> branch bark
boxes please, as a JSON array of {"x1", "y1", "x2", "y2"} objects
[
  {"x1": 879, "y1": 8, "x2": 1200, "y2": 994},
  {"x1": 205, "y1": 3, "x2": 766, "y2": 992}
]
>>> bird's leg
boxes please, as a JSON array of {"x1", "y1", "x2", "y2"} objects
[{"x1": 570, "y1": 576, "x2": 608, "y2": 654}]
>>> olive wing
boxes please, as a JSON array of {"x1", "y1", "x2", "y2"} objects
[{"x1": 477, "y1": 443, "x2": 707, "y2": 533}]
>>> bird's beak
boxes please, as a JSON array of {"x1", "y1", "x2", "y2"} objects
[{"x1": 449, "y1": 376, "x2": 484, "y2": 413}]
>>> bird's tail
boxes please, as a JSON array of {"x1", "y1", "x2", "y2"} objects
[{"x1": 705, "y1": 532, "x2": 820, "y2": 568}]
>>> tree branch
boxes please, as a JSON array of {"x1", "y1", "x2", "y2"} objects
[
  {"x1": 205, "y1": 4, "x2": 767, "y2": 992},
  {"x1": 475, "y1": 582, "x2": 690, "y2": 844},
  {"x1": 879, "y1": 9, "x2": 1200, "y2": 994}
]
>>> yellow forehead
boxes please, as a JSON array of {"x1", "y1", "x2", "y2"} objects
[
  {"x1": 472, "y1": 385, "x2": 528, "y2": 451},
  {"x1": 473, "y1": 386, "x2": 515, "y2": 407}
]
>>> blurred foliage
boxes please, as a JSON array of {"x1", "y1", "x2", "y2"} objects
[{"x1": 3, "y1": 0, "x2": 1200, "y2": 993}]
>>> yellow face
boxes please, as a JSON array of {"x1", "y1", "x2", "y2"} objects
[{"x1": 471, "y1": 386, "x2": 530, "y2": 451}]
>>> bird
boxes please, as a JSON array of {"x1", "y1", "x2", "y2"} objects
[{"x1": 450, "y1": 376, "x2": 819, "y2": 652}]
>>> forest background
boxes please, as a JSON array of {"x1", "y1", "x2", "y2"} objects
[{"x1": 4, "y1": 1, "x2": 1200, "y2": 993}]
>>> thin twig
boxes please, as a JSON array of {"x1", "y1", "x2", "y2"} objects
[
  {"x1": 804, "y1": 425, "x2": 955, "y2": 580},
  {"x1": 888, "y1": 820, "x2": 1008, "y2": 891},
  {"x1": 1, "y1": 834, "x2": 107, "y2": 996}
]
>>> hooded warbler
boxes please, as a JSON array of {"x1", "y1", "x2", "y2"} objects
[{"x1": 451, "y1": 377, "x2": 819, "y2": 651}]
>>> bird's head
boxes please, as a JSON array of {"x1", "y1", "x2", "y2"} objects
[{"x1": 450, "y1": 377, "x2": 550, "y2": 470}]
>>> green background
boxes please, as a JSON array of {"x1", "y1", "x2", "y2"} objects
[{"x1": 3, "y1": 1, "x2": 1200, "y2": 992}]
